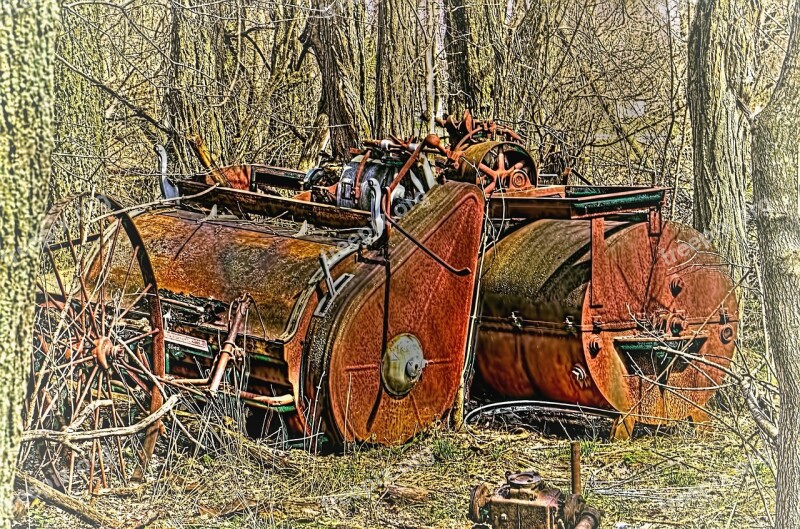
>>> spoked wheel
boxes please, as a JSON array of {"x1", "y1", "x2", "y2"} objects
[
  {"x1": 458, "y1": 141, "x2": 537, "y2": 192},
  {"x1": 21, "y1": 193, "x2": 166, "y2": 495}
]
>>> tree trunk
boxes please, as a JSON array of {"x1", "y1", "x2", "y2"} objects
[
  {"x1": 54, "y1": 2, "x2": 107, "y2": 197},
  {"x1": 687, "y1": 0, "x2": 748, "y2": 274},
  {"x1": 423, "y1": 0, "x2": 437, "y2": 134},
  {"x1": 374, "y1": 0, "x2": 420, "y2": 138},
  {"x1": 300, "y1": 1, "x2": 370, "y2": 160},
  {"x1": 163, "y1": 0, "x2": 194, "y2": 172},
  {"x1": 442, "y1": 0, "x2": 480, "y2": 114},
  {"x1": 298, "y1": 96, "x2": 330, "y2": 171},
  {"x1": 0, "y1": 0, "x2": 57, "y2": 526},
  {"x1": 752, "y1": 2, "x2": 800, "y2": 527}
]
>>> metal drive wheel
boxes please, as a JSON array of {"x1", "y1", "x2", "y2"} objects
[
  {"x1": 20, "y1": 193, "x2": 165, "y2": 494},
  {"x1": 303, "y1": 184, "x2": 485, "y2": 447},
  {"x1": 458, "y1": 141, "x2": 537, "y2": 192}
]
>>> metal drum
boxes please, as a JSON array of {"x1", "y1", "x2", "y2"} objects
[{"x1": 476, "y1": 218, "x2": 738, "y2": 434}]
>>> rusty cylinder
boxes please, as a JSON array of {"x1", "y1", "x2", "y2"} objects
[
  {"x1": 475, "y1": 219, "x2": 738, "y2": 425},
  {"x1": 109, "y1": 183, "x2": 486, "y2": 446}
]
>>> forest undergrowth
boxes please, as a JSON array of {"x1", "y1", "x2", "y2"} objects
[{"x1": 14, "y1": 396, "x2": 775, "y2": 529}]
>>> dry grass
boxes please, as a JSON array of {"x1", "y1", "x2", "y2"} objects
[{"x1": 14, "y1": 403, "x2": 775, "y2": 529}]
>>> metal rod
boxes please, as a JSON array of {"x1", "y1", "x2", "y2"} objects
[
  {"x1": 208, "y1": 294, "x2": 251, "y2": 394},
  {"x1": 571, "y1": 441, "x2": 582, "y2": 495}
]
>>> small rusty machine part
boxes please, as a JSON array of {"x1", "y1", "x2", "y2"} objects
[
  {"x1": 23, "y1": 111, "x2": 737, "y2": 494},
  {"x1": 469, "y1": 469, "x2": 601, "y2": 529}
]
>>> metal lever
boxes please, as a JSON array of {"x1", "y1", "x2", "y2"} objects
[
  {"x1": 384, "y1": 215, "x2": 471, "y2": 277},
  {"x1": 319, "y1": 252, "x2": 338, "y2": 298},
  {"x1": 208, "y1": 293, "x2": 251, "y2": 395},
  {"x1": 367, "y1": 178, "x2": 385, "y2": 239}
]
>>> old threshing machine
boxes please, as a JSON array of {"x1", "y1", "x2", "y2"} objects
[{"x1": 24, "y1": 113, "x2": 737, "y2": 492}]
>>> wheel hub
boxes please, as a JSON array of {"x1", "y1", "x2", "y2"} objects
[
  {"x1": 92, "y1": 336, "x2": 116, "y2": 369},
  {"x1": 381, "y1": 334, "x2": 426, "y2": 397}
]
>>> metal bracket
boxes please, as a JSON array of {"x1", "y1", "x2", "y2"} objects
[
  {"x1": 648, "y1": 207, "x2": 662, "y2": 236},
  {"x1": 313, "y1": 273, "x2": 354, "y2": 317},
  {"x1": 590, "y1": 217, "x2": 607, "y2": 308},
  {"x1": 368, "y1": 178, "x2": 385, "y2": 239},
  {"x1": 319, "y1": 252, "x2": 339, "y2": 299}
]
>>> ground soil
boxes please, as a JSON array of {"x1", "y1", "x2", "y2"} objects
[{"x1": 13, "y1": 404, "x2": 775, "y2": 529}]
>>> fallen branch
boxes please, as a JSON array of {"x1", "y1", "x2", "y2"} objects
[
  {"x1": 15, "y1": 471, "x2": 122, "y2": 529},
  {"x1": 379, "y1": 484, "x2": 430, "y2": 504},
  {"x1": 22, "y1": 394, "x2": 180, "y2": 444},
  {"x1": 70, "y1": 399, "x2": 113, "y2": 430}
]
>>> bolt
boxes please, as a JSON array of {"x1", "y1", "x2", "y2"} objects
[
  {"x1": 91, "y1": 337, "x2": 115, "y2": 370},
  {"x1": 405, "y1": 359, "x2": 422, "y2": 379},
  {"x1": 588, "y1": 337, "x2": 602, "y2": 356},
  {"x1": 720, "y1": 325, "x2": 735, "y2": 344},
  {"x1": 669, "y1": 315, "x2": 685, "y2": 336},
  {"x1": 510, "y1": 170, "x2": 528, "y2": 188}
]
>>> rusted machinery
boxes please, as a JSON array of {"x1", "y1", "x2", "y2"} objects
[
  {"x1": 23, "y1": 112, "x2": 737, "y2": 493},
  {"x1": 475, "y1": 216, "x2": 737, "y2": 438},
  {"x1": 472, "y1": 173, "x2": 737, "y2": 437},
  {"x1": 24, "y1": 129, "x2": 489, "y2": 492},
  {"x1": 469, "y1": 470, "x2": 601, "y2": 529},
  {"x1": 440, "y1": 114, "x2": 737, "y2": 438},
  {"x1": 469, "y1": 442, "x2": 600, "y2": 529}
]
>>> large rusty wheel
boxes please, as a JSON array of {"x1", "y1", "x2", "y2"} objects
[
  {"x1": 20, "y1": 193, "x2": 165, "y2": 494},
  {"x1": 303, "y1": 183, "x2": 485, "y2": 447}
]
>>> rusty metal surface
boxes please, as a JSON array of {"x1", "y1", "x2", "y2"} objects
[
  {"x1": 178, "y1": 180, "x2": 372, "y2": 229},
  {"x1": 120, "y1": 209, "x2": 337, "y2": 343},
  {"x1": 475, "y1": 219, "x2": 738, "y2": 425},
  {"x1": 487, "y1": 186, "x2": 668, "y2": 220},
  {"x1": 106, "y1": 181, "x2": 487, "y2": 447},
  {"x1": 303, "y1": 182, "x2": 485, "y2": 445}
]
